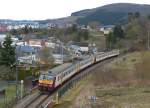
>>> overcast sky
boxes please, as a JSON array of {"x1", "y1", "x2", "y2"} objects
[{"x1": 0, "y1": 0, "x2": 150, "y2": 20}]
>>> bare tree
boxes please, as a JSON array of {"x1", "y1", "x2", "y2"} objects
[{"x1": 38, "y1": 47, "x2": 54, "y2": 65}]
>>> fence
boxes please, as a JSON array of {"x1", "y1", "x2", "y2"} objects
[{"x1": 54, "y1": 69, "x2": 91, "y2": 104}]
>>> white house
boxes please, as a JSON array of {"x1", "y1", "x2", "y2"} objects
[
  {"x1": 72, "y1": 43, "x2": 89, "y2": 53},
  {"x1": 52, "y1": 54, "x2": 71, "y2": 64},
  {"x1": 100, "y1": 25, "x2": 114, "y2": 35}
]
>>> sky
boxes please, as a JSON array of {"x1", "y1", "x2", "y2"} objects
[{"x1": 0, "y1": 0, "x2": 150, "y2": 20}]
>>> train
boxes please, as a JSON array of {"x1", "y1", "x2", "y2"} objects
[{"x1": 38, "y1": 50, "x2": 120, "y2": 91}]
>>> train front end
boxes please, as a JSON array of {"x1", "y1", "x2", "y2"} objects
[{"x1": 38, "y1": 74, "x2": 55, "y2": 91}]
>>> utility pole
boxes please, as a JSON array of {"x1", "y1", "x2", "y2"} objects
[
  {"x1": 148, "y1": 31, "x2": 150, "y2": 50},
  {"x1": 61, "y1": 42, "x2": 63, "y2": 64},
  {"x1": 15, "y1": 45, "x2": 19, "y2": 99}
]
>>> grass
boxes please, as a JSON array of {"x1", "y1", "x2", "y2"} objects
[
  {"x1": 108, "y1": 51, "x2": 141, "y2": 70},
  {"x1": 53, "y1": 51, "x2": 150, "y2": 108},
  {"x1": 52, "y1": 75, "x2": 92, "y2": 108},
  {"x1": 111, "y1": 51, "x2": 150, "y2": 69},
  {"x1": 95, "y1": 86, "x2": 150, "y2": 108},
  {"x1": 0, "y1": 84, "x2": 16, "y2": 108},
  {"x1": 91, "y1": 51, "x2": 150, "y2": 108},
  {"x1": 0, "y1": 83, "x2": 25, "y2": 108}
]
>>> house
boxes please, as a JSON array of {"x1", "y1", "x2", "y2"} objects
[
  {"x1": 72, "y1": 42, "x2": 89, "y2": 53},
  {"x1": 45, "y1": 41, "x2": 56, "y2": 48},
  {"x1": 16, "y1": 45, "x2": 38, "y2": 64},
  {"x1": 52, "y1": 53, "x2": 71, "y2": 64},
  {"x1": 0, "y1": 25, "x2": 8, "y2": 32},
  {"x1": 100, "y1": 25, "x2": 114, "y2": 35},
  {"x1": 27, "y1": 39, "x2": 47, "y2": 48},
  {"x1": 18, "y1": 55, "x2": 36, "y2": 64},
  {"x1": 69, "y1": 45, "x2": 82, "y2": 56}
]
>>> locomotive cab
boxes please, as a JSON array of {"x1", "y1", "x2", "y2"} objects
[{"x1": 38, "y1": 74, "x2": 55, "y2": 91}]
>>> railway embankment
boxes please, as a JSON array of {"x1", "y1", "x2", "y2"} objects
[{"x1": 53, "y1": 51, "x2": 150, "y2": 108}]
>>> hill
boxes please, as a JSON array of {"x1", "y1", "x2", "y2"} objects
[
  {"x1": 38, "y1": 16, "x2": 79, "y2": 26},
  {"x1": 71, "y1": 3, "x2": 150, "y2": 25},
  {"x1": 1, "y1": 3, "x2": 150, "y2": 27}
]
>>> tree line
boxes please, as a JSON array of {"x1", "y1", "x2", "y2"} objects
[
  {"x1": 106, "y1": 12, "x2": 150, "y2": 51},
  {"x1": 9, "y1": 24, "x2": 90, "y2": 43}
]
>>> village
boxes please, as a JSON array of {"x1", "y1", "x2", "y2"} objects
[{"x1": 0, "y1": 22, "x2": 113, "y2": 67}]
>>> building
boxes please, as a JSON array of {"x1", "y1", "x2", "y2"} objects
[
  {"x1": 71, "y1": 42, "x2": 89, "y2": 53},
  {"x1": 16, "y1": 45, "x2": 38, "y2": 64},
  {"x1": 0, "y1": 25, "x2": 8, "y2": 32},
  {"x1": 100, "y1": 25, "x2": 114, "y2": 35},
  {"x1": 45, "y1": 41, "x2": 56, "y2": 48},
  {"x1": 52, "y1": 53, "x2": 71, "y2": 64},
  {"x1": 27, "y1": 39, "x2": 47, "y2": 48}
]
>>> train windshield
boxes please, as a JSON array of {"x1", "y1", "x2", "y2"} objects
[
  {"x1": 39, "y1": 74, "x2": 46, "y2": 80},
  {"x1": 39, "y1": 74, "x2": 54, "y2": 80}
]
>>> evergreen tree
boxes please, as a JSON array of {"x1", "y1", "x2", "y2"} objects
[
  {"x1": 106, "y1": 32, "x2": 116, "y2": 49},
  {"x1": 22, "y1": 25, "x2": 29, "y2": 34},
  {"x1": 135, "y1": 12, "x2": 140, "y2": 18},
  {"x1": 0, "y1": 35, "x2": 15, "y2": 67},
  {"x1": 113, "y1": 25, "x2": 124, "y2": 39},
  {"x1": 148, "y1": 14, "x2": 150, "y2": 20},
  {"x1": 78, "y1": 29, "x2": 89, "y2": 41},
  {"x1": 128, "y1": 12, "x2": 134, "y2": 22}
]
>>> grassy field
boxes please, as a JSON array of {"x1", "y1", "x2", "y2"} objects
[
  {"x1": 52, "y1": 75, "x2": 92, "y2": 108},
  {"x1": 92, "y1": 51, "x2": 150, "y2": 108},
  {"x1": 95, "y1": 86, "x2": 150, "y2": 108},
  {"x1": 51, "y1": 51, "x2": 150, "y2": 108},
  {"x1": 0, "y1": 83, "x2": 24, "y2": 108},
  {"x1": 0, "y1": 84, "x2": 16, "y2": 108}
]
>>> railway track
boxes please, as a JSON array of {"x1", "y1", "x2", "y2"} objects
[
  {"x1": 16, "y1": 92, "x2": 51, "y2": 108},
  {"x1": 15, "y1": 54, "x2": 120, "y2": 108},
  {"x1": 25, "y1": 94, "x2": 50, "y2": 108},
  {"x1": 16, "y1": 92, "x2": 41, "y2": 108}
]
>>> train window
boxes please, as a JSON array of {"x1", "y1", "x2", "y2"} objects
[
  {"x1": 73, "y1": 67, "x2": 75, "y2": 71},
  {"x1": 64, "y1": 72, "x2": 66, "y2": 76},
  {"x1": 58, "y1": 76, "x2": 60, "y2": 81},
  {"x1": 69, "y1": 69, "x2": 72, "y2": 73},
  {"x1": 65, "y1": 72, "x2": 67, "y2": 76},
  {"x1": 64, "y1": 72, "x2": 66, "y2": 77},
  {"x1": 57, "y1": 76, "x2": 59, "y2": 81}
]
